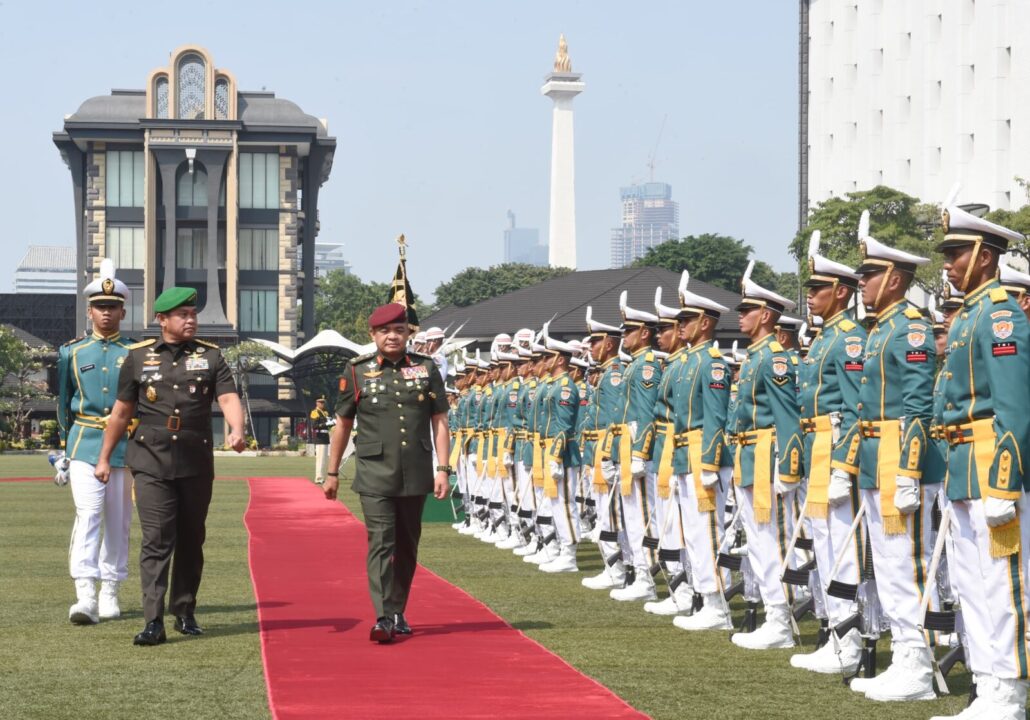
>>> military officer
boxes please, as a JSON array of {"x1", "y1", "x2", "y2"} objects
[
  {"x1": 928, "y1": 203, "x2": 1030, "y2": 720},
  {"x1": 729, "y1": 260, "x2": 805, "y2": 651},
  {"x1": 789, "y1": 230, "x2": 867, "y2": 673},
  {"x1": 846, "y1": 212, "x2": 938, "y2": 701},
  {"x1": 309, "y1": 397, "x2": 332, "y2": 485},
  {"x1": 97, "y1": 287, "x2": 246, "y2": 646},
  {"x1": 324, "y1": 302, "x2": 450, "y2": 643},
  {"x1": 57, "y1": 259, "x2": 136, "y2": 625}
]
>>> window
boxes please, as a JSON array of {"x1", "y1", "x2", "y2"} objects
[
  {"x1": 176, "y1": 228, "x2": 207, "y2": 269},
  {"x1": 106, "y1": 150, "x2": 144, "y2": 207},
  {"x1": 178, "y1": 53, "x2": 206, "y2": 119},
  {"x1": 124, "y1": 287, "x2": 145, "y2": 331},
  {"x1": 239, "y1": 228, "x2": 278, "y2": 270},
  {"x1": 239, "y1": 152, "x2": 279, "y2": 209},
  {"x1": 107, "y1": 226, "x2": 145, "y2": 269},
  {"x1": 239, "y1": 289, "x2": 277, "y2": 332},
  {"x1": 155, "y1": 77, "x2": 169, "y2": 119},
  {"x1": 177, "y1": 164, "x2": 208, "y2": 207},
  {"x1": 215, "y1": 78, "x2": 229, "y2": 120}
]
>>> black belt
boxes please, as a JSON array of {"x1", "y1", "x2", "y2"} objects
[{"x1": 137, "y1": 416, "x2": 206, "y2": 432}]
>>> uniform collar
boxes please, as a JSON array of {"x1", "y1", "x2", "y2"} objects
[
  {"x1": 822, "y1": 309, "x2": 849, "y2": 329},
  {"x1": 748, "y1": 333, "x2": 774, "y2": 355},
  {"x1": 630, "y1": 345, "x2": 651, "y2": 358},
  {"x1": 873, "y1": 298, "x2": 907, "y2": 324},
  {"x1": 963, "y1": 278, "x2": 1000, "y2": 307},
  {"x1": 377, "y1": 352, "x2": 412, "y2": 368},
  {"x1": 600, "y1": 356, "x2": 619, "y2": 370},
  {"x1": 687, "y1": 339, "x2": 713, "y2": 356},
  {"x1": 667, "y1": 346, "x2": 688, "y2": 361},
  {"x1": 91, "y1": 330, "x2": 120, "y2": 342}
]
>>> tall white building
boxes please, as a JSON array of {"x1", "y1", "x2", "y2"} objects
[
  {"x1": 14, "y1": 246, "x2": 76, "y2": 294},
  {"x1": 610, "y1": 183, "x2": 680, "y2": 268},
  {"x1": 800, "y1": 0, "x2": 1030, "y2": 225}
]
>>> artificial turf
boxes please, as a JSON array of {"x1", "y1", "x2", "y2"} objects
[{"x1": 0, "y1": 454, "x2": 973, "y2": 719}]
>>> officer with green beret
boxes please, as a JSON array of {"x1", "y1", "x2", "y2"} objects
[
  {"x1": 97, "y1": 286, "x2": 246, "y2": 646},
  {"x1": 323, "y1": 302, "x2": 450, "y2": 644}
]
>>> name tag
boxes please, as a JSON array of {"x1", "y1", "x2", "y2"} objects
[
  {"x1": 79, "y1": 364, "x2": 95, "y2": 373},
  {"x1": 142, "y1": 365, "x2": 160, "y2": 373},
  {"x1": 185, "y1": 357, "x2": 209, "y2": 371},
  {"x1": 401, "y1": 366, "x2": 429, "y2": 380}
]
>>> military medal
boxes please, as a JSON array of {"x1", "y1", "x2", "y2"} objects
[
  {"x1": 418, "y1": 393, "x2": 425, "y2": 401},
  {"x1": 146, "y1": 385, "x2": 158, "y2": 402}
]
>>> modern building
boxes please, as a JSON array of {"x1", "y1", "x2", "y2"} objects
[
  {"x1": 609, "y1": 182, "x2": 680, "y2": 268},
  {"x1": 799, "y1": 0, "x2": 1030, "y2": 227},
  {"x1": 14, "y1": 246, "x2": 76, "y2": 294},
  {"x1": 503, "y1": 211, "x2": 547, "y2": 266},
  {"x1": 51, "y1": 45, "x2": 337, "y2": 444},
  {"x1": 313, "y1": 242, "x2": 351, "y2": 277}
]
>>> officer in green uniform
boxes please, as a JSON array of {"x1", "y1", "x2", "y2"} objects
[
  {"x1": 97, "y1": 286, "x2": 246, "y2": 646},
  {"x1": 323, "y1": 302, "x2": 450, "y2": 644},
  {"x1": 309, "y1": 398, "x2": 332, "y2": 485}
]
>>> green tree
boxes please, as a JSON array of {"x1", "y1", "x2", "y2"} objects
[
  {"x1": 433, "y1": 263, "x2": 574, "y2": 308},
  {"x1": 985, "y1": 177, "x2": 1030, "y2": 264},
  {"x1": 0, "y1": 329, "x2": 48, "y2": 442},
  {"x1": 314, "y1": 270, "x2": 393, "y2": 341}
]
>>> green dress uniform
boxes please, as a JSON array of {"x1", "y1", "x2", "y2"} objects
[
  {"x1": 335, "y1": 350, "x2": 448, "y2": 620},
  {"x1": 116, "y1": 335, "x2": 237, "y2": 623}
]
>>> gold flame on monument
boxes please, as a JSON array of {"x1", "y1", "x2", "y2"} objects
[{"x1": 554, "y1": 34, "x2": 572, "y2": 73}]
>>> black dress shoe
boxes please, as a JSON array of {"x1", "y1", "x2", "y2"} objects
[
  {"x1": 370, "y1": 616, "x2": 395, "y2": 644},
  {"x1": 133, "y1": 620, "x2": 167, "y2": 646},
  {"x1": 393, "y1": 613, "x2": 412, "y2": 635},
  {"x1": 174, "y1": 615, "x2": 203, "y2": 636}
]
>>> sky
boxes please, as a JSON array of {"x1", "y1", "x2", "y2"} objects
[{"x1": 0, "y1": 0, "x2": 800, "y2": 300}]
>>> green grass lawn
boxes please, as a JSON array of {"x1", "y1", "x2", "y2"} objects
[{"x1": 0, "y1": 454, "x2": 973, "y2": 719}]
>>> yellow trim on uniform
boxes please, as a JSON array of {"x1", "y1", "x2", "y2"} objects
[
  {"x1": 655, "y1": 421, "x2": 675, "y2": 498},
  {"x1": 803, "y1": 414, "x2": 833, "y2": 519}
]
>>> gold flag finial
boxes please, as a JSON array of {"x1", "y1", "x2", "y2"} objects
[
  {"x1": 554, "y1": 34, "x2": 571, "y2": 73},
  {"x1": 397, "y1": 233, "x2": 407, "y2": 258}
]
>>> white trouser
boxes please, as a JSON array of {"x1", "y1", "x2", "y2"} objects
[
  {"x1": 68, "y1": 460, "x2": 132, "y2": 582},
  {"x1": 489, "y1": 468, "x2": 509, "y2": 525},
  {"x1": 808, "y1": 490, "x2": 862, "y2": 625},
  {"x1": 861, "y1": 485, "x2": 937, "y2": 647},
  {"x1": 738, "y1": 484, "x2": 797, "y2": 607},
  {"x1": 516, "y1": 462, "x2": 535, "y2": 514},
  {"x1": 456, "y1": 452, "x2": 468, "y2": 496},
  {"x1": 950, "y1": 496, "x2": 1030, "y2": 679},
  {"x1": 550, "y1": 468, "x2": 581, "y2": 546},
  {"x1": 620, "y1": 469, "x2": 657, "y2": 571},
  {"x1": 593, "y1": 478, "x2": 625, "y2": 561},
  {"x1": 655, "y1": 480, "x2": 687, "y2": 576},
  {"x1": 499, "y1": 463, "x2": 517, "y2": 513},
  {"x1": 312, "y1": 443, "x2": 329, "y2": 482},
  {"x1": 534, "y1": 485, "x2": 552, "y2": 521},
  {"x1": 679, "y1": 468, "x2": 731, "y2": 595}
]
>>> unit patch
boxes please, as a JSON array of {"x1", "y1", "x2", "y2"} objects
[
  {"x1": 907, "y1": 331, "x2": 926, "y2": 348},
  {"x1": 845, "y1": 337, "x2": 864, "y2": 358},
  {"x1": 993, "y1": 319, "x2": 1014, "y2": 340},
  {"x1": 641, "y1": 365, "x2": 655, "y2": 381},
  {"x1": 993, "y1": 342, "x2": 1018, "y2": 357},
  {"x1": 711, "y1": 366, "x2": 726, "y2": 382},
  {"x1": 906, "y1": 350, "x2": 928, "y2": 363},
  {"x1": 844, "y1": 361, "x2": 864, "y2": 372},
  {"x1": 772, "y1": 357, "x2": 788, "y2": 377}
]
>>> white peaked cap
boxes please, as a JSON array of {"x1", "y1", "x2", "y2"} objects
[
  {"x1": 413, "y1": 331, "x2": 427, "y2": 345},
  {"x1": 617, "y1": 340, "x2": 633, "y2": 363},
  {"x1": 806, "y1": 229, "x2": 860, "y2": 286},
  {"x1": 586, "y1": 305, "x2": 623, "y2": 335},
  {"x1": 653, "y1": 350, "x2": 670, "y2": 361},
  {"x1": 775, "y1": 315, "x2": 803, "y2": 331},
  {"x1": 940, "y1": 183, "x2": 1024, "y2": 251},
  {"x1": 1000, "y1": 263, "x2": 1030, "y2": 291},
  {"x1": 856, "y1": 209, "x2": 929, "y2": 273},
  {"x1": 516, "y1": 344, "x2": 534, "y2": 358},
  {"x1": 737, "y1": 260, "x2": 797, "y2": 312},
  {"x1": 654, "y1": 286, "x2": 681, "y2": 322},
  {"x1": 514, "y1": 328, "x2": 536, "y2": 346},
  {"x1": 495, "y1": 348, "x2": 520, "y2": 362},
  {"x1": 490, "y1": 333, "x2": 513, "y2": 354},
  {"x1": 84, "y1": 258, "x2": 129, "y2": 302},
  {"x1": 424, "y1": 326, "x2": 445, "y2": 341},
  {"x1": 678, "y1": 269, "x2": 729, "y2": 317},
  {"x1": 619, "y1": 290, "x2": 659, "y2": 326},
  {"x1": 570, "y1": 356, "x2": 591, "y2": 369},
  {"x1": 543, "y1": 321, "x2": 578, "y2": 355}
]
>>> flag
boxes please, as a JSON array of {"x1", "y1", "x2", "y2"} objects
[{"x1": 388, "y1": 235, "x2": 419, "y2": 329}]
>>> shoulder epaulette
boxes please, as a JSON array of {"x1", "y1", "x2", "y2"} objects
[
  {"x1": 839, "y1": 318, "x2": 856, "y2": 331},
  {"x1": 350, "y1": 351, "x2": 377, "y2": 365},
  {"x1": 561, "y1": 377, "x2": 570, "y2": 386},
  {"x1": 708, "y1": 346, "x2": 722, "y2": 358},
  {"x1": 770, "y1": 341, "x2": 784, "y2": 352},
  {"x1": 126, "y1": 339, "x2": 156, "y2": 350},
  {"x1": 408, "y1": 351, "x2": 432, "y2": 360},
  {"x1": 903, "y1": 308, "x2": 922, "y2": 319},
  {"x1": 990, "y1": 288, "x2": 1009, "y2": 304},
  {"x1": 195, "y1": 339, "x2": 219, "y2": 349},
  {"x1": 645, "y1": 351, "x2": 655, "y2": 362},
  {"x1": 512, "y1": 381, "x2": 520, "y2": 390},
  {"x1": 791, "y1": 355, "x2": 799, "y2": 365},
  {"x1": 62, "y1": 334, "x2": 87, "y2": 347}
]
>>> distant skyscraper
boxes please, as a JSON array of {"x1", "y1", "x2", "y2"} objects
[
  {"x1": 609, "y1": 182, "x2": 680, "y2": 268},
  {"x1": 313, "y1": 242, "x2": 351, "y2": 277},
  {"x1": 503, "y1": 211, "x2": 547, "y2": 267},
  {"x1": 15, "y1": 246, "x2": 76, "y2": 294}
]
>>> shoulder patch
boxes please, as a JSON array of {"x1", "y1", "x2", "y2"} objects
[
  {"x1": 512, "y1": 381, "x2": 520, "y2": 390},
  {"x1": 770, "y1": 341, "x2": 784, "y2": 352},
  {"x1": 644, "y1": 351, "x2": 655, "y2": 362},
  {"x1": 991, "y1": 287, "x2": 1010, "y2": 304},
  {"x1": 903, "y1": 307, "x2": 922, "y2": 319},
  {"x1": 195, "y1": 339, "x2": 219, "y2": 348},
  {"x1": 708, "y1": 346, "x2": 722, "y2": 358},
  {"x1": 839, "y1": 318, "x2": 856, "y2": 331},
  {"x1": 560, "y1": 377, "x2": 570, "y2": 386},
  {"x1": 790, "y1": 355, "x2": 798, "y2": 365},
  {"x1": 62, "y1": 334, "x2": 87, "y2": 347},
  {"x1": 126, "y1": 339, "x2": 156, "y2": 350}
]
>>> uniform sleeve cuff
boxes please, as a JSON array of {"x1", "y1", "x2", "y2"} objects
[
  {"x1": 780, "y1": 474, "x2": 801, "y2": 484},
  {"x1": 986, "y1": 487, "x2": 1022, "y2": 501},
  {"x1": 632, "y1": 451, "x2": 649, "y2": 460},
  {"x1": 896, "y1": 469, "x2": 922, "y2": 480},
  {"x1": 830, "y1": 460, "x2": 859, "y2": 475},
  {"x1": 700, "y1": 463, "x2": 720, "y2": 472}
]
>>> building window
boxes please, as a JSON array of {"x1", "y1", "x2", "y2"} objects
[
  {"x1": 239, "y1": 289, "x2": 277, "y2": 332},
  {"x1": 177, "y1": 164, "x2": 208, "y2": 207},
  {"x1": 124, "y1": 287, "x2": 145, "y2": 331},
  {"x1": 215, "y1": 78, "x2": 229, "y2": 120},
  {"x1": 155, "y1": 77, "x2": 169, "y2": 119},
  {"x1": 106, "y1": 150, "x2": 144, "y2": 208},
  {"x1": 239, "y1": 152, "x2": 279, "y2": 209},
  {"x1": 107, "y1": 226, "x2": 145, "y2": 269},
  {"x1": 177, "y1": 53, "x2": 206, "y2": 119},
  {"x1": 239, "y1": 228, "x2": 278, "y2": 270},
  {"x1": 176, "y1": 228, "x2": 207, "y2": 269}
]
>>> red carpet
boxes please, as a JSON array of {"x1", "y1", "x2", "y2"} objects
[
  {"x1": 246, "y1": 477, "x2": 647, "y2": 720},
  {"x1": 0, "y1": 477, "x2": 49, "y2": 482}
]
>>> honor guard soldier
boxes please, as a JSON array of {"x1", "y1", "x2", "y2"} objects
[
  {"x1": 526, "y1": 338, "x2": 561, "y2": 565},
  {"x1": 928, "y1": 202, "x2": 1030, "y2": 720},
  {"x1": 610, "y1": 291, "x2": 664, "y2": 602},
  {"x1": 999, "y1": 262, "x2": 1030, "y2": 321},
  {"x1": 309, "y1": 397, "x2": 333, "y2": 485},
  {"x1": 498, "y1": 340, "x2": 535, "y2": 551},
  {"x1": 729, "y1": 260, "x2": 805, "y2": 651},
  {"x1": 423, "y1": 326, "x2": 448, "y2": 380},
  {"x1": 789, "y1": 230, "x2": 867, "y2": 673},
  {"x1": 97, "y1": 286, "x2": 246, "y2": 646},
  {"x1": 57, "y1": 259, "x2": 136, "y2": 625},
  {"x1": 847, "y1": 211, "x2": 939, "y2": 701},
  {"x1": 324, "y1": 302, "x2": 450, "y2": 643},
  {"x1": 670, "y1": 272, "x2": 735, "y2": 632},
  {"x1": 486, "y1": 345, "x2": 521, "y2": 546}
]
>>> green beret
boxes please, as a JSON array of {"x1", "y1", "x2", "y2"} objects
[{"x1": 154, "y1": 287, "x2": 198, "y2": 314}]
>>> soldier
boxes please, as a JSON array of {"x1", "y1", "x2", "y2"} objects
[
  {"x1": 788, "y1": 231, "x2": 866, "y2": 673},
  {"x1": 97, "y1": 287, "x2": 246, "y2": 646},
  {"x1": 525, "y1": 338, "x2": 560, "y2": 565},
  {"x1": 324, "y1": 302, "x2": 450, "y2": 643},
  {"x1": 57, "y1": 259, "x2": 136, "y2": 625},
  {"x1": 423, "y1": 326, "x2": 448, "y2": 380},
  {"x1": 928, "y1": 204, "x2": 1030, "y2": 720},
  {"x1": 774, "y1": 315, "x2": 804, "y2": 356},
  {"x1": 309, "y1": 397, "x2": 332, "y2": 485},
  {"x1": 999, "y1": 263, "x2": 1030, "y2": 320},
  {"x1": 846, "y1": 213, "x2": 938, "y2": 701},
  {"x1": 729, "y1": 261, "x2": 805, "y2": 651},
  {"x1": 486, "y1": 345, "x2": 521, "y2": 546},
  {"x1": 513, "y1": 340, "x2": 546, "y2": 556},
  {"x1": 670, "y1": 273, "x2": 735, "y2": 631},
  {"x1": 609, "y1": 292, "x2": 664, "y2": 602}
]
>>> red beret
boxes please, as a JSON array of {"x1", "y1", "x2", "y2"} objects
[{"x1": 368, "y1": 302, "x2": 408, "y2": 328}]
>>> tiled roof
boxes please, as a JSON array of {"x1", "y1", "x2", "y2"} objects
[{"x1": 17, "y1": 246, "x2": 75, "y2": 272}]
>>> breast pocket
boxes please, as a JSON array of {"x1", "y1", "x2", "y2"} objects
[{"x1": 355, "y1": 439, "x2": 383, "y2": 458}]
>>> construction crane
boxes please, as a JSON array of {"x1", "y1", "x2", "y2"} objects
[{"x1": 647, "y1": 114, "x2": 668, "y2": 182}]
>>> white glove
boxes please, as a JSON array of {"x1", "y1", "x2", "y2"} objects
[
  {"x1": 600, "y1": 459, "x2": 618, "y2": 482},
  {"x1": 467, "y1": 455, "x2": 478, "y2": 473},
  {"x1": 502, "y1": 452, "x2": 513, "y2": 469},
  {"x1": 701, "y1": 470, "x2": 720, "y2": 488},
  {"x1": 985, "y1": 496, "x2": 1018, "y2": 528},
  {"x1": 774, "y1": 477, "x2": 793, "y2": 496},
  {"x1": 549, "y1": 460, "x2": 564, "y2": 481},
  {"x1": 893, "y1": 476, "x2": 920, "y2": 515},
  {"x1": 51, "y1": 454, "x2": 70, "y2": 487},
  {"x1": 628, "y1": 421, "x2": 639, "y2": 442},
  {"x1": 630, "y1": 457, "x2": 646, "y2": 479},
  {"x1": 828, "y1": 469, "x2": 853, "y2": 507}
]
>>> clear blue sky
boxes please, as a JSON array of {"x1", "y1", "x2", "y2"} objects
[{"x1": 0, "y1": 0, "x2": 800, "y2": 299}]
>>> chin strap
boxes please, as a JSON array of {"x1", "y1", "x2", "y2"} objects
[
  {"x1": 873, "y1": 263, "x2": 895, "y2": 314},
  {"x1": 958, "y1": 238, "x2": 983, "y2": 293}
]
